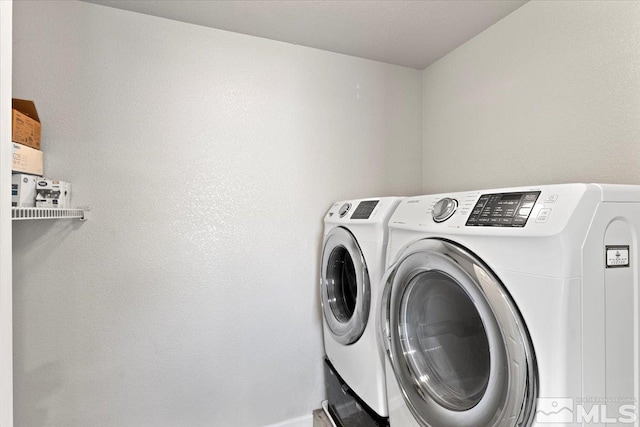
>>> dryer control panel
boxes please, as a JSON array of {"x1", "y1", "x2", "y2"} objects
[
  {"x1": 351, "y1": 200, "x2": 379, "y2": 219},
  {"x1": 466, "y1": 191, "x2": 541, "y2": 227}
]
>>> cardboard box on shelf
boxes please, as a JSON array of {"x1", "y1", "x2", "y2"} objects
[
  {"x1": 35, "y1": 178, "x2": 71, "y2": 209},
  {"x1": 12, "y1": 99, "x2": 41, "y2": 150},
  {"x1": 11, "y1": 174, "x2": 38, "y2": 207},
  {"x1": 12, "y1": 143, "x2": 43, "y2": 176}
]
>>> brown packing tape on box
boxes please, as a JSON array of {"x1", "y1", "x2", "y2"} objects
[{"x1": 12, "y1": 99, "x2": 41, "y2": 150}]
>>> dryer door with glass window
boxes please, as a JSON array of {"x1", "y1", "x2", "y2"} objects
[
  {"x1": 321, "y1": 227, "x2": 370, "y2": 345},
  {"x1": 380, "y1": 238, "x2": 537, "y2": 427}
]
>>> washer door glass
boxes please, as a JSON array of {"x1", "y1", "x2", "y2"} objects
[
  {"x1": 400, "y1": 270, "x2": 490, "y2": 411},
  {"x1": 326, "y1": 245, "x2": 358, "y2": 322},
  {"x1": 321, "y1": 227, "x2": 370, "y2": 345},
  {"x1": 381, "y1": 238, "x2": 537, "y2": 427}
]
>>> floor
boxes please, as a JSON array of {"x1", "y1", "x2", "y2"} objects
[{"x1": 312, "y1": 408, "x2": 333, "y2": 427}]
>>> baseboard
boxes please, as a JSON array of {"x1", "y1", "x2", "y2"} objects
[{"x1": 263, "y1": 413, "x2": 313, "y2": 427}]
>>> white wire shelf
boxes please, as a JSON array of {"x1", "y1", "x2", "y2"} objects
[{"x1": 12, "y1": 207, "x2": 90, "y2": 221}]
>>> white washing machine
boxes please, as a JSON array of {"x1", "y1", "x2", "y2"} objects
[
  {"x1": 321, "y1": 197, "x2": 402, "y2": 426},
  {"x1": 378, "y1": 184, "x2": 640, "y2": 427}
]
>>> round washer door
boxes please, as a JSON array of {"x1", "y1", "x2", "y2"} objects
[
  {"x1": 321, "y1": 227, "x2": 371, "y2": 345},
  {"x1": 380, "y1": 238, "x2": 537, "y2": 427}
]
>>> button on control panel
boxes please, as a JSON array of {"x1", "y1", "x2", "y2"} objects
[
  {"x1": 536, "y1": 208, "x2": 552, "y2": 223},
  {"x1": 544, "y1": 194, "x2": 559, "y2": 203},
  {"x1": 466, "y1": 191, "x2": 541, "y2": 227}
]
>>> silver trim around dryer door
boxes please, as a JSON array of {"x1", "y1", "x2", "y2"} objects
[
  {"x1": 321, "y1": 227, "x2": 371, "y2": 345},
  {"x1": 379, "y1": 238, "x2": 537, "y2": 427}
]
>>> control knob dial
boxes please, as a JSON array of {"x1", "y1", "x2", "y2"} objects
[
  {"x1": 432, "y1": 197, "x2": 458, "y2": 223},
  {"x1": 339, "y1": 203, "x2": 352, "y2": 218}
]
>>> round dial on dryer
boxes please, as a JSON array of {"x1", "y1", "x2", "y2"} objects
[
  {"x1": 339, "y1": 203, "x2": 352, "y2": 218},
  {"x1": 432, "y1": 197, "x2": 458, "y2": 223}
]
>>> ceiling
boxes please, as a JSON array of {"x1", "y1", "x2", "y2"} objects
[{"x1": 83, "y1": 0, "x2": 528, "y2": 70}]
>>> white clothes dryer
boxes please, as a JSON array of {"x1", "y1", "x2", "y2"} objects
[
  {"x1": 378, "y1": 184, "x2": 640, "y2": 427},
  {"x1": 321, "y1": 197, "x2": 402, "y2": 425}
]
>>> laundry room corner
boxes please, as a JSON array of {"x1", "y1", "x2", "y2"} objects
[{"x1": 10, "y1": 1, "x2": 422, "y2": 426}]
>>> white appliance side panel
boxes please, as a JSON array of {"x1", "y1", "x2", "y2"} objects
[
  {"x1": 601, "y1": 205, "x2": 640, "y2": 421},
  {"x1": 582, "y1": 202, "x2": 640, "y2": 416}
]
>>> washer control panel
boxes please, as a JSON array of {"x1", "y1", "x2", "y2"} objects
[{"x1": 466, "y1": 191, "x2": 541, "y2": 227}]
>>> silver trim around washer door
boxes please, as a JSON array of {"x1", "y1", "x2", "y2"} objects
[
  {"x1": 381, "y1": 238, "x2": 537, "y2": 427},
  {"x1": 320, "y1": 227, "x2": 371, "y2": 345}
]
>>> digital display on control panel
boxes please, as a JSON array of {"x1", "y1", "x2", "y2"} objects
[
  {"x1": 466, "y1": 191, "x2": 540, "y2": 227},
  {"x1": 351, "y1": 200, "x2": 379, "y2": 219}
]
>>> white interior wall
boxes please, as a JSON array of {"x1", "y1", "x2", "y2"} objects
[
  {"x1": 11, "y1": 2, "x2": 423, "y2": 426},
  {"x1": 422, "y1": 0, "x2": 640, "y2": 193}
]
